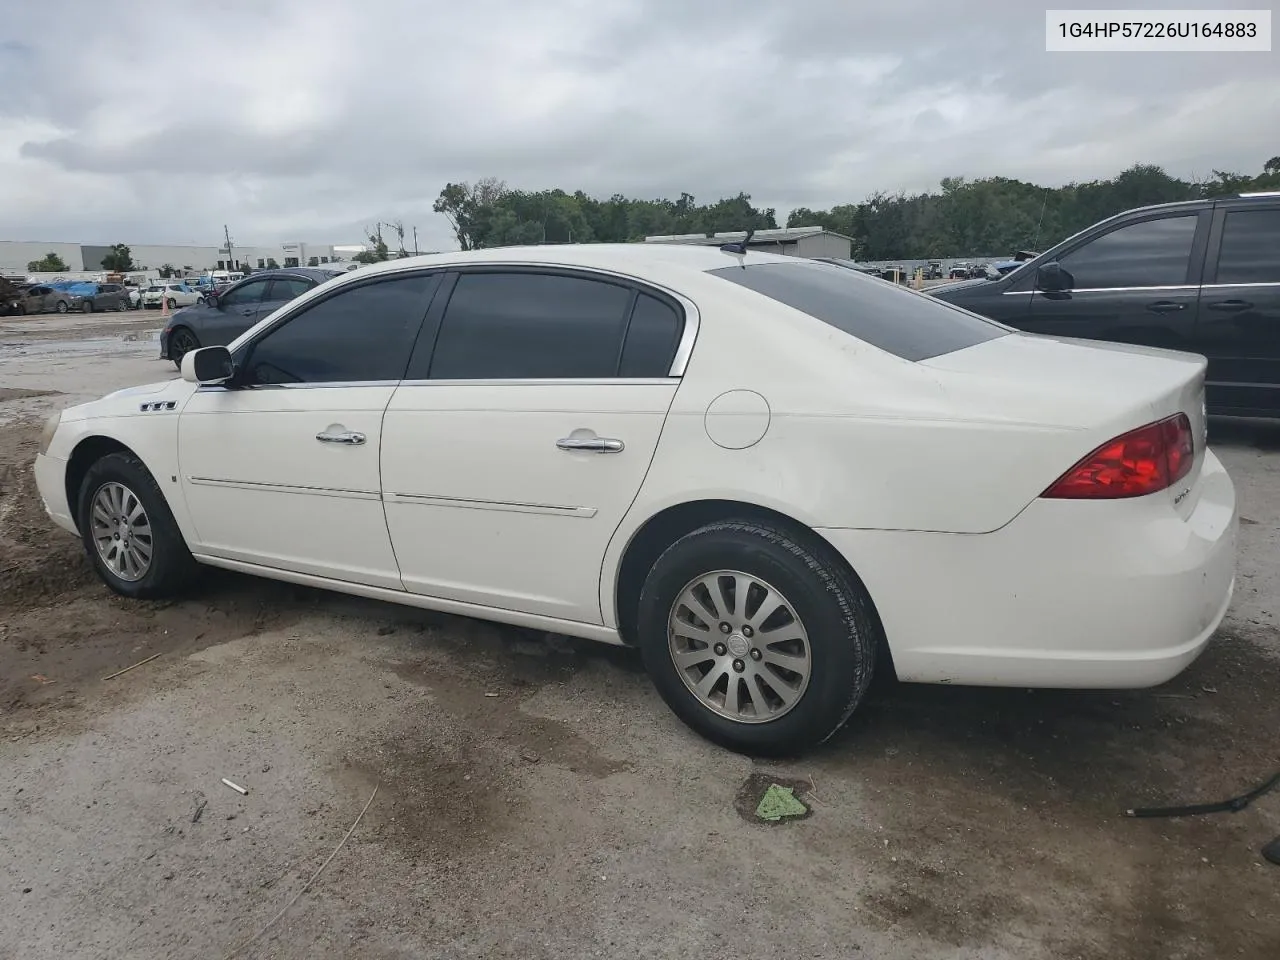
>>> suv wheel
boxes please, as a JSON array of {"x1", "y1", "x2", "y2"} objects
[
  {"x1": 636, "y1": 519, "x2": 879, "y2": 756},
  {"x1": 77, "y1": 451, "x2": 199, "y2": 599}
]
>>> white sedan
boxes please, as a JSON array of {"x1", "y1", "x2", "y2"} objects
[
  {"x1": 142, "y1": 281, "x2": 200, "y2": 309},
  {"x1": 32, "y1": 244, "x2": 1237, "y2": 754}
]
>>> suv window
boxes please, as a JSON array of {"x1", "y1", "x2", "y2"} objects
[
  {"x1": 1058, "y1": 214, "x2": 1199, "y2": 288},
  {"x1": 427, "y1": 272, "x2": 634, "y2": 379},
  {"x1": 1217, "y1": 209, "x2": 1280, "y2": 284},
  {"x1": 221, "y1": 278, "x2": 270, "y2": 307},
  {"x1": 241, "y1": 273, "x2": 439, "y2": 385},
  {"x1": 708, "y1": 261, "x2": 1007, "y2": 362},
  {"x1": 266, "y1": 276, "x2": 314, "y2": 301}
]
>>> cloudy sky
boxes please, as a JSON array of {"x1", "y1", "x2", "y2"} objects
[{"x1": 1, "y1": 0, "x2": 1276, "y2": 250}]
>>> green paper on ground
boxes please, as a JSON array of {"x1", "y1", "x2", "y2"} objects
[{"x1": 755, "y1": 784, "x2": 808, "y2": 821}]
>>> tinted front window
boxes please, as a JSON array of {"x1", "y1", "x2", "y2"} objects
[
  {"x1": 428, "y1": 272, "x2": 632, "y2": 379},
  {"x1": 1058, "y1": 215, "x2": 1198, "y2": 288},
  {"x1": 619, "y1": 293, "x2": 683, "y2": 377},
  {"x1": 1217, "y1": 209, "x2": 1280, "y2": 284},
  {"x1": 221, "y1": 279, "x2": 270, "y2": 307},
  {"x1": 708, "y1": 261, "x2": 1007, "y2": 362},
  {"x1": 243, "y1": 273, "x2": 439, "y2": 384},
  {"x1": 266, "y1": 277, "x2": 314, "y2": 301}
]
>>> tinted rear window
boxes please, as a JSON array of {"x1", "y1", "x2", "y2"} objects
[{"x1": 708, "y1": 261, "x2": 1008, "y2": 361}]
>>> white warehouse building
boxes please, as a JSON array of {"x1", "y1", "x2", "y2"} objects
[{"x1": 0, "y1": 239, "x2": 366, "y2": 277}]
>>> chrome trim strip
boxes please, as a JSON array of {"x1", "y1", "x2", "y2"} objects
[
  {"x1": 397, "y1": 377, "x2": 677, "y2": 387},
  {"x1": 384, "y1": 492, "x2": 597, "y2": 518},
  {"x1": 188, "y1": 477, "x2": 380, "y2": 500},
  {"x1": 1201, "y1": 281, "x2": 1280, "y2": 289}
]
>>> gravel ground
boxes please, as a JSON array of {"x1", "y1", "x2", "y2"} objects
[{"x1": 1, "y1": 315, "x2": 1278, "y2": 960}]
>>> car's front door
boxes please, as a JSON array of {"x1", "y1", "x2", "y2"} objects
[
  {"x1": 177, "y1": 271, "x2": 440, "y2": 588},
  {"x1": 1021, "y1": 211, "x2": 1209, "y2": 349},
  {"x1": 1193, "y1": 200, "x2": 1280, "y2": 415},
  {"x1": 257, "y1": 275, "x2": 317, "y2": 322},
  {"x1": 381, "y1": 268, "x2": 688, "y2": 624},
  {"x1": 204, "y1": 277, "x2": 271, "y2": 345}
]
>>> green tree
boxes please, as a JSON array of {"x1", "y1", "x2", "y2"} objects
[
  {"x1": 307, "y1": 256, "x2": 319, "y2": 266},
  {"x1": 99, "y1": 244, "x2": 135, "y2": 272},
  {"x1": 266, "y1": 258, "x2": 280, "y2": 269},
  {"x1": 26, "y1": 252, "x2": 69, "y2": 272},
  {"x1": 158, "y1": 263, "x2": 175, "y2": 278}
]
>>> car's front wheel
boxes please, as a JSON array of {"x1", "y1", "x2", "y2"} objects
[
  {"x1": 636, "y1": 519, "x2": 879, "y2": 756},
  {"x1": 81, "y1": 300, "x2": 94, "y2": 313},
  {"x1": 55, "y1": 300, "x2": 68, "y2": 313},
  {"x1": 168, "y1": 326, "x2": 200, "y2": 367},
  {"x1": 77, "y1": 451, "x2": 199, "y2": 599}
]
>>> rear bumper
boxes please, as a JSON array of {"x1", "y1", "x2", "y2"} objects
[
  {"x1": 34, "y1": 453, "x2": 78, "y2": 536},
  {"x1": 819, "y1": 449, "x2": 1238, "y2": 689}
]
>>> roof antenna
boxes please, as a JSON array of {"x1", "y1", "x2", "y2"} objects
[{"x1": 719, "y1": 228, "x2": 755, "y2": 261}]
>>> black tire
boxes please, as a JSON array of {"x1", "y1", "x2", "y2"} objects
[
  {"x1": 636, "y1": 520, "x2": 879, "y2": 756},
  {"x1": 56, "y1": 300, "x2": 68, "y2": 313},
  {"x1": 166, "y1": 298, "x2": 177, "y2": 309},
  {"x1": 82, "y1": 300, "x2": 94, "y2": 313},
  {"x1": 168, "y1": 326, "x2": 200, "y2": 367},
  {"x1": 77, "y1": 451, "x2": 199, "y2": 599}
]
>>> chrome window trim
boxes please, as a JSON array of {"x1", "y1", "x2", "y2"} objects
[
  {"x1": 196, "y1": 377, "x2": 681, "y2": 393},
  {"x1": 1201, "y1": 281, "x2": 1280, "y2": 289},
  {"x1": 1003, "y1": 284, "x2": 1200, "y2": 295}
]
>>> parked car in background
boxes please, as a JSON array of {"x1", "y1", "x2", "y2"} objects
[
  {"x1": 159, "y1": 267, "x2": 345, "y2": 365},
  {"x1": 14, "y1": 284, "x2": 78, "y2": 314},
  {"x1": 142, "y1": 282, "x2": 200, "y2": 310},
  {"x1": 65, "y1": 281, "x2": 131, "y2": 312},
  {"x1": 33, "y1": 244, "x2": 1237, "y2": 754},
  {"x1": 931, "y1": 192, "x2": 1280, "y2": 417}
]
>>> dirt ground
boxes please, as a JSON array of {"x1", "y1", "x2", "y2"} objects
[{"x1": 1, "y1": 316, "x2": 1278, "y2": 960}]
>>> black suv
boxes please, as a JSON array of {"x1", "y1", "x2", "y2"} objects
[{"x1": 931, "y1": 192, "x2": 1280, "y2": 417}]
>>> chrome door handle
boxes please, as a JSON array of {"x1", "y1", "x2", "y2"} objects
[
  {"x1": 316, "y1": 429, "x2": 366, "y2": 445},
  {"x1": 556, "y1": 436, "x2": 624, "y2": 454}
]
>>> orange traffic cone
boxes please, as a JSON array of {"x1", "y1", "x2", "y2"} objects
[{"x1": 160, "y1": 294, "x2": 169, "y2": 318}]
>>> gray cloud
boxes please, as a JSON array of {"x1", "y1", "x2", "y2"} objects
[{"x1": 1, "y1": 0, "x2": 1275, "y2": 251}]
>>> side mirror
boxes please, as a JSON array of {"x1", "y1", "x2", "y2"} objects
[
  {"x1": 204, "y1": 293, "x2": 219, "y2": 308},
  {"x1": 1036, "y1": 262, "x2": 1074, "y2": 292},
  {"x1": 181, "y1": 345, "x2": 234, "y2": 385}
]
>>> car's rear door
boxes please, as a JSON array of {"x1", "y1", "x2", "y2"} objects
[
  {"x1": 177, "y1": 271, "x2": 440, "y2": 587},
  {"x1": 380, "y1": 267, "x2": 687, "y2": 624},
  {"x1": 1192, "y1": 198, "x2": 1280, "y2": 415},
  {"x1": 1021, "y1": 209, "x2": 1210, "y2": 347}
]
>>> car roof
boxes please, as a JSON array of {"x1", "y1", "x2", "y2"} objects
[
  {"x1": 236, "y1": 267, "x2": 343, "y2": 282},
  {"x1": 335, "y1": 243, "x2": 796, "y2": 285}
]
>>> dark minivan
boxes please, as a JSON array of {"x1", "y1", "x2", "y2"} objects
[{"x1": 931, "y1": 192, "x2": 1280, "y2": 417}]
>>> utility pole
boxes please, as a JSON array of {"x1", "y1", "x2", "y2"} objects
[
  {"x1": 412, "y1": 226, "x2": 419, "y2": 256},
  {"x1": 223, "y1": 224, "x2": 234, "y2": 271}
]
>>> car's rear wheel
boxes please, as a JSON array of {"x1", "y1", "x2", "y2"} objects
[
  {"x1": 116, "y1": 299, "x2": 128, "y2": 312},
  {"x1": 168, "y1": 326, "x2": 200, "y2": 367},
  {"x1": 77, "y1": 452, "x2": 199, "y2": 599},
  {"x1": 636, "y1": 519, "x2": 878, "y2": 756},
  {"x1": 81, "y1": 300, "x2": 94, "y2": 313},
  {"x1": 166, "y1": 298, "x2": 177, "y2": 309}
]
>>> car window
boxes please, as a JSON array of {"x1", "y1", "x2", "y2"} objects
[
  {"x1": 265, "y1": 277, "x2": 314, "y2": 301},
  {"x1": 1058, "y1": 215, "x2": 1199, "y2": 289},
  {"x1": 708, "y1": 260, "x2": 1008, "y2": 362},
  {"x1": 242, "y1": 273, "x2": 439, "y2": 385},
  {"x1": 426, "y1": 272, "x2": 633, "y2": 380},
  {"x1": 1216, "y1": 209, "x2": 1280, "y2": 284},
  {"x1": 619, "y1": 293, "x2": 684, "y2": 377},
  {"x1": 220, "y1": 278, "x2": 271, "y2": 307}
]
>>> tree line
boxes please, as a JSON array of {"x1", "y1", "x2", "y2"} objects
[{"x1": 433, "y1": 157, "x2": 1280, "y2": 260}]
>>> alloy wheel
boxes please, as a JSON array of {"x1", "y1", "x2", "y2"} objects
[
  {"x1": 667, "y1": 570, "x2": 812, "y2": 723},
  {"x1": 90, "y1": 481, "x2": 153, "y2": 582}
]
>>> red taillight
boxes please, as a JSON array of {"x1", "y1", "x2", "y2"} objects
[{"x1": 1042, "y1": 414, "x2": 1195, "y2": 500}]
